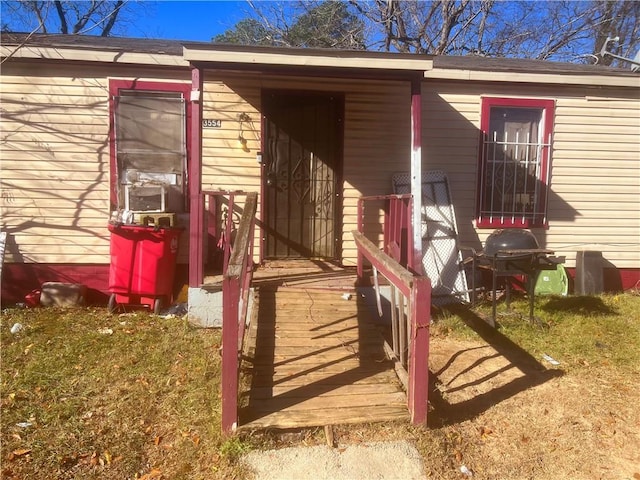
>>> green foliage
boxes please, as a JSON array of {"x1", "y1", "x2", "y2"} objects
[
  {"x1": 285, "y1": 1, "x2": 365, "y2": 49},
  {"x1": 214, "y1": 1, "x2": 365, "y2": 49},
  {"x1": 213, "y1": 18, "x2": 273, "y2": 46},
  {"x1": 219, "y1": 437, "x2": 250, "y2": 461}
]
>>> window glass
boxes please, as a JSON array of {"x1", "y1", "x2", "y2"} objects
[{"x1": 114, "y1": 91, "x2": 186, "y2": 213}]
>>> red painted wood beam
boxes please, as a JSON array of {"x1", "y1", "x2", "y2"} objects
[
  {"x1": 408, "y1": 275, "x2": 431, "y2": 425},
  {"x1": 221, "y1": 275, "x2": 240, "y2": 433},
  {"x1": 189, "y1": 66, "x2": 204, "y2": 287}
]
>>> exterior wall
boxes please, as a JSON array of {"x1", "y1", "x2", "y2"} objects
[
  {"x1": 200, "y1": 72, "x2": 411, "y2": 266},
  {"x1": 2, "y1": 56, "x2": 637, "y2": 302},
  {"x1": 422, "y1": 80, "x2": 640, "y2": 275},
  {"x1": 1, "y1": 62, "x2": 112, "y2": 265},
  {"x1": 0, "y1": 61, "x2": 191, "y2": 303}
]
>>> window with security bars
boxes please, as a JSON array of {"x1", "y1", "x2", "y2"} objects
[{"x1": 477, "y1": 98, "x2": 554, "y2": 228}]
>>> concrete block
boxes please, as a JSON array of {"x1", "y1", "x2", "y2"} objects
[
  {"x1": 188, "y1": 286, "x2": 223, "y2": 328},
  {"x1": 40, "y1": 282, "x2": 87, "y2": 307},
  {"x1": 187, "y1": 286, "x2": 255, "y2": 328}
]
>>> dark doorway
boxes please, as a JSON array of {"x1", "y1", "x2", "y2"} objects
[{"x1": 263, "y1": 91, "x2": 343, "y2": 259}]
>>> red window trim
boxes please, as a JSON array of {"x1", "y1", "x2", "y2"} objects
[
  {"x1": 108, "y1": 79, "x2": 192, "y2": 211},
  {"x1": 476, "y1": 97, "x2": 555, "y2": 229}
]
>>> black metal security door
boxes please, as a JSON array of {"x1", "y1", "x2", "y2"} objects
[{"x1": 264, "y1": 92, "x2": 342, "y2": 259}]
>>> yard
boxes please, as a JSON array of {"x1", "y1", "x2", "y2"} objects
[{"x1": 1, "y1": 292, "x2": 639, "y2": 479}]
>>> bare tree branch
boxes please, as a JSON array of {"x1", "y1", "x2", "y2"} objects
[
  {"x1": 53, "y1": 1, "x2": 67, "y2": 34},
  {"x1": 100, "y1": 0, "x2": 125, "y2": 36}
]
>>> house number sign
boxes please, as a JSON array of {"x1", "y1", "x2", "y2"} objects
[{"x1": 202, "y1": 119, "x2": 222, "y2": 128}]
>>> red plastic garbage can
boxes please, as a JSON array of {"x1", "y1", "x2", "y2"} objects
[{"x1": 107, "y1": 223, "x2": 183, "y2": 313}]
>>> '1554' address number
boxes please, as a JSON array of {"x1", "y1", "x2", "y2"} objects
[{"x1": 202, "y1": 119, "x2": 222, "y2": 128}]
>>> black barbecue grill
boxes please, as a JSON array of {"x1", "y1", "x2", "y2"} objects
[{"x1": 472, "y1": 229, "x2": 565, "y2": 326}]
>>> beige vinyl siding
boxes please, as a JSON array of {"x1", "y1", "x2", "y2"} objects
[
  {"x1": 200, "y1": 76, "x2": 262, "y2": 263},
  {"x1": 3, "y1": 55, "x2": 637, "y2": 274},
  {"x1": 423, "y1": 80, "x2": 640, "y2": 270},
  {"x1": 342, "y1": 80, "x2": 410, "y2": 265},
  {"x1": 1, "y1": 66, "x2": 110, "y2": 264},
  {"x1": 0, "y1": 62, "x2": 190, "y2": 264},
  {"x1": 200, "y1": 72, "x2": 411, "y2": 266}
]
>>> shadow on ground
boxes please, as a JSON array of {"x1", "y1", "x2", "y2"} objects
[
  {"x1": 427, "y1": 304, "x2": 564, "y2": 428},
  {"x1": 540, "y1": 295, "x2": 618, "y2": 316}
]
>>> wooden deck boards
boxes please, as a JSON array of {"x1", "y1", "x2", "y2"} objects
[{"x1": 239, "y1": 267, "x2": 409, "y2": 430}]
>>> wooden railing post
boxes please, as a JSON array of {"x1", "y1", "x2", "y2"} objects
[
  {"x1": 221, "y1": 274, "x2": 240, "y2": 433},
  {"x1": 352, "y1": 229, "x2": 430, "y2": 427},
  {"x1": 408, "y1": 276, "x2": 430, "y2": 425},
  {"x1": 221, "y1": 192, "x2": 258, "y2": 434}
]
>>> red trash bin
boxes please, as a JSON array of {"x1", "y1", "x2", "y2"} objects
[{"x1": 107, "y1": 223, "x2": 183, "y2": 313}]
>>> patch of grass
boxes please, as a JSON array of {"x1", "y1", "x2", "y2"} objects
[
  {"x1": 219, "y1": 437, "x2": 250, "y2": 462},
  {"x1": 3, "y1": 293, "x2": 638, "y2": 480},
  {"x1": 433, "y1": 293, "x2": 640, "y2": 373},
  {"x1": 0, "y1": 307, "x2": 241, "y2": 479}
]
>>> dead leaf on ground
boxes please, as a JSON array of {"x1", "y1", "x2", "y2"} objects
[
  {"x1": 479, "y1": 426, "x2": 493, "y2": 439},
  {"x1": 454, "y1": 450, "x2": 463, "y2": 462},
  {"x1": 8, "y1": 448, "x2": 32, "y2": 460},
  {"x1": 139, "y1": 467, "x2": 163, "y2": 479}
]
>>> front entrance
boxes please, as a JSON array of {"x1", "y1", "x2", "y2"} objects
[{"x1": 263, "y1": 92, "x2": 343, "y2": 259}]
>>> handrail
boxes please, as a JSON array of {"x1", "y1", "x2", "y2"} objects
[
  {"x1": 203, "y1": 190, "x2": 249, "y2": 276},
  {"x1": 221, "y1": 192, "x2": 257, "y2": 433},
  {"x1": 357, "y1": 194, "x2": 414, "y2": 275},
  {"x1": 353, "y1": 229, "x2": 430, "y2": 425}
]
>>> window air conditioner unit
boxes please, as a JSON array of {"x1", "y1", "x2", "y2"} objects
[{"x1": 124, "y1": 184, "x2": 166, "y2": 213}]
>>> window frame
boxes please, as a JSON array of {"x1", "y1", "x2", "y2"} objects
[
  {"x1": 476, "y1": 96, "x2": 555, "y2": 229},
  {"x1": 108, "y1": 79, "x2": 192, "y2": 213}
]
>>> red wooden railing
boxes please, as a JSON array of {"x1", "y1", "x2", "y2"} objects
[
  {"x1": 355, "y1": 193, "x2": 430, "y2": 425},
  {"x1": 357, "y1": 194, "x2": 415, "y2": 275},
  {"x1": 353, "y1": 230, "x2": 430, "y2": 425},
  {"x1": 221, "y1": 192, "x2": 257, "y2": 433},
  {"x1": 202, "y1": 190, "x2": 251, "y2": 277}
]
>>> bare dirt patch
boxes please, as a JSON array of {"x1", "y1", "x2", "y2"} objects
[{"x1": 423, "y1": 335, "x2": 640, "y2": 480}]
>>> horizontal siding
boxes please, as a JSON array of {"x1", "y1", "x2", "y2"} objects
[
  {"x1": 1, "y1": 68, "x2": 111, "y2": 264},
  {"x1": 342, "y1": 78, "x2": 410, "y2": 264},
  {"x1": 423, "y1": 80, "x2": 640, "y2": 269},
  {"x1": 0, "y1": 63, "x2": 190, "y2": 267},
  {"x1": 2, "y1": 58, "x2": 637, "y2": 276},
  {"x1": 200, "y1": 72, "x2": 412, "y2": 265},
  {"x1": 200, "y1": 75, "x2": 262, "y2": 192},
  {"x1": 200, "y1": 75, "x2": 263, "y2": 260}
]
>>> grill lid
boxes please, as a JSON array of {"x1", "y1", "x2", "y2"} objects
[{"x1": 484, "y1": 229, "x2": 539, "y2": 256}]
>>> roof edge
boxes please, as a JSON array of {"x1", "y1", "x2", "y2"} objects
[
  {"x1": 182, "y1": 44, "x2": 433, "y2": 72},
  {"x1": 424, "y1": 67, "x2": 640, "y2": 88}
]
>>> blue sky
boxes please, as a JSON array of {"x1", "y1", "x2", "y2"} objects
[
  {"x1": 0, "y1": 0, "x2": 252, "y2": 42},
  {"x1": 129, "y1": 1, "x2": 250, "y2": 41}
]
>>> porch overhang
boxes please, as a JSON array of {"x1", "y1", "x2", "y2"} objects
[
  {"x1": 183, "y1": 43, "x2": 433, "y2": 74},
  {"x1": 186, "y1": 45, "x2": 428, "y2": 286}
]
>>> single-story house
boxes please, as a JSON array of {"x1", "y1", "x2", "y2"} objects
[{"x1": 1, "y1": 32, "x2": 638, "y2": 309}]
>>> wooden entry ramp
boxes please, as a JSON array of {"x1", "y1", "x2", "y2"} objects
[{"x1": 239, "y1": 270, "x2": 409, "y2": 429}]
